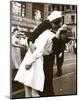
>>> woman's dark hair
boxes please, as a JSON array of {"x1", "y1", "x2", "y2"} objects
[
  {"x1": 13, "y1": 28, "x2": 19, "y2": 32},
  {"x1": 28, "y1": 20, "x2": 52, "y2": 43}
]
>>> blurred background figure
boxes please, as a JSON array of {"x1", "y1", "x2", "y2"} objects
[
  {"x1": 12, "y1": 27, "x2": 21, "y2": 69},
  {"x1": 73, "y1": 39, "x2": 77, "y2": 54},
  {"x1": 52, "y1": 24, "x2": 73, "y2": 77},
  {"x1": 19, "y1": 31, "x2": 28, "y2": 61},
  {"x1": 12, "y1": 26, "x2": 28, "y2": 80}
]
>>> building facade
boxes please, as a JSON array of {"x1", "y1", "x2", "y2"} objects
[{"x1": 11, "y1": 1, "x2": 77, "y2": 38}]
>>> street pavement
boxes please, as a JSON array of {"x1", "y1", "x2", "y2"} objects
[
  {"x1": 53, "y1": 52, "x2": 77, "y2": 96},
  {"x1": 11, "y1": 51, "x2": 77, "y2": 99}
]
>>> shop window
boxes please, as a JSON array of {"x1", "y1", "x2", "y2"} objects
[
  {"x1": 62, "y1": 16, "x2": 64, "y2": 24},
  {"x1": 71, "y1": 15, "x2": 75, "y2": 24},
  {"x1": 21, "y1": 4, "x2": 26, "y2": 17},
  {"x1": 12, "y1": 2, "x2": 21, "y2": 16},
  {"x1": 54, "y1": 5, "x2": 58, "y2": 10},
  {"x1": 66, "y1": 5, "x2": 70, "y2": 10},
  {"x1": 49, "y1": 5, "x2": 53, "y2": 12},
  {"x1": 35, "y1": 10, "x2": 42, "y2": 21},
  {"x1": 32, "y1": 3, "x2": 44, "y2": 20},
  {"x1": 72, "y1": 5, "x2": 75, "y2": 10},
  {"x1": 12, "y1": 2, "x2": 26, "y2": 17},
  {"x1": 62, "y1": 5, "x2": 64, "y2": 11}
]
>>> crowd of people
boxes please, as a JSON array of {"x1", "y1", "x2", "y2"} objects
[
  {"x1": 12, "y1": 10, "x2": 73, "y2": 97},
  {"x1": 65, "y1": 39, "x2": 77, "y2": 53}
]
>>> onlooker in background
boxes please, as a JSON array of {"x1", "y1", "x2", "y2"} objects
[
  {"x1": 52, "y1": 24, "x2": 67, "y2": 77},
  {"x1": 52, "y1": 24, "x2": 72, "y2": 77},
  {"x1": 12, "y1": 27, "x2": 28, "y2": 79},
  {"x1": 73, "y1": 39, "x2": 77, "y2": 54},
  {"x1": 12, "y1": 27, "x2": 21, "y2": 69},
  {"x1": 11, "y1": 27, "x2": 22, "y2": 80},
  {"x1": 19, "y1": 32, "x2": 28, "y2": 60}
]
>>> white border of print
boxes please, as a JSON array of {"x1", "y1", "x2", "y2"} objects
[{"x1": 0, "y1": 0, "x2": 79, "y2": 100}]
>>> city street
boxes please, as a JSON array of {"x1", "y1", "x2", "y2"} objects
[
  {"x1": 53, "y1": 52, "x2": 77, "y2": 96},
  {"x1": 12, "y1": 52, "x2": 77, "y2": 99}
]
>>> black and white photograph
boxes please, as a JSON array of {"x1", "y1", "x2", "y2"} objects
[{"x1": 10, "y1": 0, "x2": 77, "y2": 99}]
